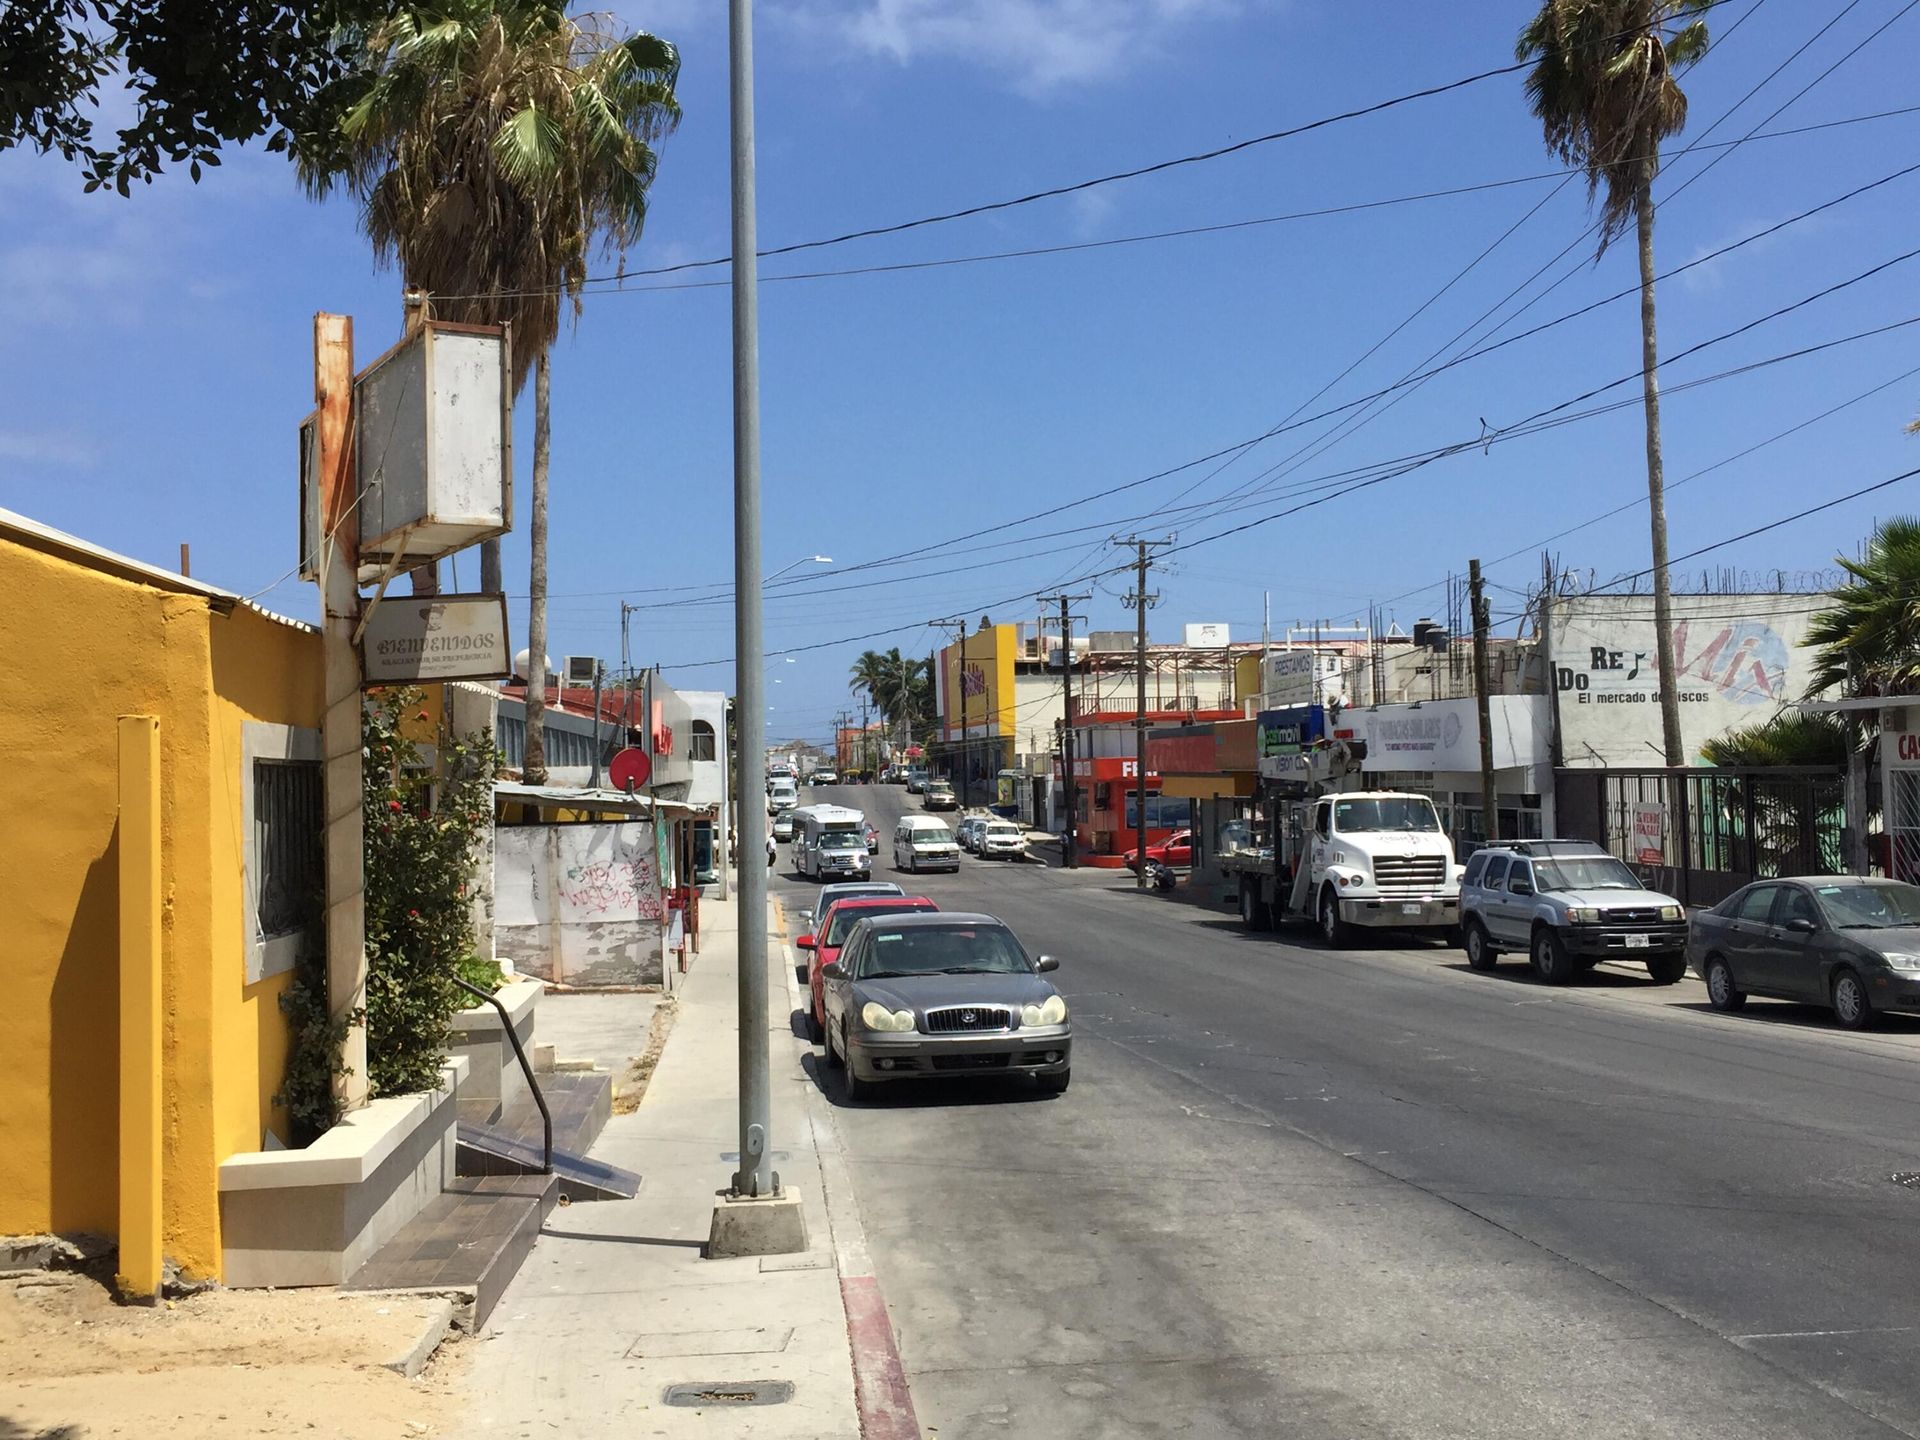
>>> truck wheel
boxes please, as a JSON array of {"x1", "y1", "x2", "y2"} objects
[
  {"x1": 1318, "y1": 887, "x2": 1352, "y2": 949},
  {"x1": 1645, "y1": 954, "x2": 1686, "y2": 986},
  {"x1": 1530, "y1": 927, "x2": 1577, "y2": 985},
  {"x1": 1240, "y1": 885, "x2": 1273, "y2": 933},
  {"x1": 1464, "y1": 921, "x2": 1499, "y2": 972}
]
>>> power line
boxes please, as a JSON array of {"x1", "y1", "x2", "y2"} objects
[{"x1": 430, "y1": 0, "x2": 1745, "y2": 305}]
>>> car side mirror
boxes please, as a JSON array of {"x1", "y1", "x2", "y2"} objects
[
  {"x1": 1509, "y1": 881, "x2": 1534, "y2": 896},
  {"x1": 820, "y1": 961, "x2": 846, "y2": 981},
  {"x1": 796, "y1": 935, "x2": 817, "y2": 950},
  {"x1": 1035, "y1": 955, "x2": 1060, "y2": 973},
  {"x1": 1785, "y1": 916, "x2": 1817, "y2": 934}
]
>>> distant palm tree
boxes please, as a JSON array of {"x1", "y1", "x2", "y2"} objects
[
  {"x1": 1517, "y1": 0, "x2": 1710, "y2": 767},
  {"x1": 296, "y1": 0, "x2": 679, "y2": 780},
  {"x1": 1805, "y1": 517, "x2": 1920, "y2": 700}
]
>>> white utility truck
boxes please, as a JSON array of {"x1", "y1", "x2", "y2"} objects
[{"x1": 1220, "y1": 743, "x2": 1461, "y2": 946}]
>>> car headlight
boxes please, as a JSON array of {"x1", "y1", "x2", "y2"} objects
[
  {"x1": 860, "y1": 1002, "x2": 916, "y2": 1032},
  {"x1": 1659, "y1": 904, "x2": 1682, "y2": 922},
  {"x1": 1885, "y1": 954, "x2": 1920, "y2": 973},
  {"x1": 1567, "y1": 906, "x2": 1601, "y2": 924},
  {"x1": 1020, "y1": 995, "x2": 1069, "y2": 1027}
]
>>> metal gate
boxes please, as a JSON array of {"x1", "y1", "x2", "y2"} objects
[
  {"x1": 1888, "y1": 767, "x2": 1920, "y2": 886},
  {"x1": 1591, "y1": 767, "x2": 1844, "y2": 907}
]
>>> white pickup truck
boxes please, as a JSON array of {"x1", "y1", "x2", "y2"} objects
[{"x1": 1222, "y1": 783, "x2": 1461, "y2": 946}]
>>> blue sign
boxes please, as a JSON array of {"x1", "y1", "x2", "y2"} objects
[{"x1": 1256, "y1": 705, "x2": 1325, "y2": 758}]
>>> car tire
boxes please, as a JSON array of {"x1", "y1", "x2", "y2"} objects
[
  {"x1": 1704, "y1": 955, "x2": 1746, "y2": 1012},
  {"x1": 1531, "y1": 927, "x2": 1577, "y2": 985},
  {"x1": 1645, "y1": 954, "x2": 1687, "y2": 986},
  {"x1": 795, "y1": 961, "x2": 808, "y2": 987},
  {"x1": 1318, "y1": 887, "x2": 1352, "y2": 949},
  {"x1": 805, "y1": 1007, "x2": 824, "y2": 1045},
  {"x1": 1464, "y1": 920, "x2": 1499, "y2": 972},
  {"x1": 841, "y1": 1042, "x2": 873, "y2": 1103},
  {"x1": 1036, "y1": 1068, "x2": 1071, "y2": 1096},
  {"x1": 824, "y1": 1019, "x2": 844, "y2": 1068},
  {"x1": 1832, "y1": 967, "x2": 1876, "y2": 1030}
]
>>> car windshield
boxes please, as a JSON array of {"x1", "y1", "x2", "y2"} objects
[
  {"x1": 1333, "y1": 797, "x2": 1440, "y2": 833},
  {"x1": 1533, "y1": 855, "x2": 1639, "y2": 892},
  {"x1": 826, "y1": 902, "x2": 933, "y2": 946},
  {"x1": 928, "y1": 783, "x2": 952, "y2": 793},
  {"x1": 856, "y1": 925, "x2": 1032, "y2": 978},
  {"x1": 821, "y1": 827, "x2": 864, "y2": 850},
  {"x1": 1812, "y1": 881, "x2": 1920, "y2": 929},
  {"x1": 987, "y1": 824, "x2": 1019, "y2": 836},
  {"x1": 914, "y1": 833, "x2": 952, "y2": 845}
]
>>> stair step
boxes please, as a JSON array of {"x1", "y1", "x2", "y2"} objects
[
  {"x1": 341, "y1": 1174, "x2": 553, "y2": 1332},
  {"x1": 456, "y1": 1127, "x2": 641, "y2": 1202}
]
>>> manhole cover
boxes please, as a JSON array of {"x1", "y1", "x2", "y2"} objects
[
  {"x1": 1889, "y1": 1172, "x2": 1920, "y2": 1189},
  {"x1": 662, "y1": 1381, "x2": 794, "y2": 1408}
]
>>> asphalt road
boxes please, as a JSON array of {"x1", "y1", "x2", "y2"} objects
[{"x1": 776, "y1": 782, "x2": 1920, "y2": 1439}]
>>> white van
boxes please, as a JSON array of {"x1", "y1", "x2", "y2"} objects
[
  {"x1": 768, "y1": 776, "x2": 799, "y2": 812},
  {"x1": 893, "y1": 815, "x2": 961, "y2": 873},
  {"x1": 796, "y1": 805, "x2": 872, "y2": 880}
]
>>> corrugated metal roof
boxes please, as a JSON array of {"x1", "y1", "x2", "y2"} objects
[{"x1": 0, "y1": 506, "x2": 317, "y2": 634}]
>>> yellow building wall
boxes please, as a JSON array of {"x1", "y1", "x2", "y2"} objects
[
  {"x1": 0, "y1": 533, "x2": 319, "y2": 1280},
  {"x1": 941, "y1": 624, "x2": 1017, "y2": 740},
  {"x1": 1234, "y1": 654, "x2": 1263, "y2": 708}
]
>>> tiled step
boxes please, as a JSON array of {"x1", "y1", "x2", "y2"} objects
[
  {"x1": 341, "y1": 1173, "x2": 554, "y2": 1332},
  {"x1": 456, "y1": 1126, "x2": 640, "y2": 1202},
  {"x1": 456, "y1": 1069, "x2": 613, "y2": 1161}
]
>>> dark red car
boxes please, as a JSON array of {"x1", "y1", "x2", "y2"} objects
[
  {"x1": 1124, "y1": 830, "x2": 1193, "y2": 871},
  {"x1": 797, "y1": 895, "x2": 938, "y2": 1042}
]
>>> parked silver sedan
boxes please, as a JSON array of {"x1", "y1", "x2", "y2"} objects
[
  {"x1": 820, "y1": 912, "x2": 1071, "y2": 1100},
  {"x1": 1688, "y1": 876, "x2": 1920, "y2": 1030}
]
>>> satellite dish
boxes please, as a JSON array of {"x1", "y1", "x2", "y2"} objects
[{"x1": 609, "y1": 747, "x2": 652, "y2": 792}]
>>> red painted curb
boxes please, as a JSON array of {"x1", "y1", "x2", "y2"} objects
[{"x1": 841, "y1": 1274, "x2": 921, "y2": 1439}]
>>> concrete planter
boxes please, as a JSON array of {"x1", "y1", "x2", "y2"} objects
[
  {"x1": 217, "y1": 1057, "x2": 466, "y2": 1288},
  {"x1": 447, "y1": 976, "x2": 542, "y2": 1115}
]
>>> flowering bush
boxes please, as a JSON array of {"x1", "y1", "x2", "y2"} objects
[{"x1": 363, "y1": 686, "x2": 502, "y2": 1097}]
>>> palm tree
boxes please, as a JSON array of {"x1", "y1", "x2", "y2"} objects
[
  {"x1": 296, "y1": 0, "x2": 680, "y2": 781},
  {"x1": 1805, "y1": 518, "x2": 1920, "y2": 700},
  {"x1": 849, "y1": 647, "x2": 933, "y2": 742},
  {"x1": 1517, "y1": 0, "x2": 1710, "y2": 768}
]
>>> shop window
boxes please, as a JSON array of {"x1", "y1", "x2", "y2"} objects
[{"x1": 1123, "y1": 794, "x2": 1194, "y2": 830}]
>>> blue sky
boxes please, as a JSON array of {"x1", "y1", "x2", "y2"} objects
[{"x1": 3, "y1": 0, "x2": 1917, "y2": 743}]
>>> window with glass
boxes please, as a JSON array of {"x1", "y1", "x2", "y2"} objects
[
  {"x1": 1731, "y1": 885, "x2": 1779, "y2": 923},
  {"x1": 1811, "y1": 880, "x2": 1920, "y2": 928},
  {"x1": 1774, "y1": 887, "x2": 1821, "y2": 929},
  {"x1": 1480, "y1": 855, "x2": 1510, "y2": 890},
  {"x1": 1532, "y1": 854, "x2": 1639, "y2": 892},
  {"x1": 1333, "y1": 796, "x2": 1441, "y2": 833},
  {"x1": 1122, "y1": 794, "x2": 1193, "y2": 829},
  {"x1": 854, "y1": 925, "x2": 1032, "y2": 978}
]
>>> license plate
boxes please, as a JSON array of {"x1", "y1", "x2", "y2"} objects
[
  {"x1": 1401, "y1": 903, "x2": 1422, "y2": 916},
  {"x1": 1624, "y1": 934, "x2": 1651, "y2": 949}
]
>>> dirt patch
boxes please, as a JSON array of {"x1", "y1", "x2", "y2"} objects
[
  {"x1": 0, "y1": 1269, "x2": 466, "y2": 1438},
  {"x1": 611, "y1": 995, "x2": 679, "y2": 1115}
]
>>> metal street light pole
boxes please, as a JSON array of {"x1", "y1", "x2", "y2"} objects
[{"x1": 727, "y1": 0, "x2": 773, "y2": 1203}]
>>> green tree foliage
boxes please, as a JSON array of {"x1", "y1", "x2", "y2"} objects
[
  {"x1": 1701, "y1": 711, "x2": 1849, "y2": 768},
  {"x1": 362, "y1": 686, "x2": 502, "y2": 1097},
  {"x1": 1805, "y1": 517, "x2": 1920, "y2": 700},
  {"x1": 0, "y1": 0, "x2": 385, "y2": 192},
  {"x1": 850, "y1": 648, "x2": 933, "y2": 737}
]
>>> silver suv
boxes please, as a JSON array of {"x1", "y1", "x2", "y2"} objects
[{"x1": 1459, "y1": 839, "x2": 1688, "y2": 985}]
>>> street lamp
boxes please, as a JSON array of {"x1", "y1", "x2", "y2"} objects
[{"x1": 766, "y1": 554, "x2": 831, "y2": 584}]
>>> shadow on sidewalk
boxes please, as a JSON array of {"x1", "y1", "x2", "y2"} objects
[
  {"x1": 539, "y1": 1227, "x2": 705, "y2": 1251},
  {"x1": 796, "y1": 1049, "x2": 1060, "y2": 1110}
]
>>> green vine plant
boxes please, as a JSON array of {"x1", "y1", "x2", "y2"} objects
[
  {"x1": 363, "y1": 686, "x2": 505, "y2": 1097},
  {"x1": 273, "y1": 946, "x2": 360, "y2": 1148}
]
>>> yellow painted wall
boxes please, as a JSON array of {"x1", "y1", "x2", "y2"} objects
[
  {"x1": 940, "y1": 623, "x2": 1017, "y2": 740},
  {"x1": 1234, "y1": 654, "x2": 1263, "y2": 708},
  {"x1": 0, "y1": 529, "x2": 319, "y2": 1279}
]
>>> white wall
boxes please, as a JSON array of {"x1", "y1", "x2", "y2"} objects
[{"x1": 495, "y1": 822, "x2": 663, "y2": 987}]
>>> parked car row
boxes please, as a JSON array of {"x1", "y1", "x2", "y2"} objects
[
  {"x1": 1456, "y1": 838, "x2": 1920, "y2": 1031},
  {"x1": 794, "y1": 883, "x2": 1071, "y2": 1100},
  {"x1": 957, "y1": 814, "x2": 1029, "y2": 860}
]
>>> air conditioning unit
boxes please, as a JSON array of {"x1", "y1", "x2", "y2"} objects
[{"x1": 562, "y1": 655, "x2": 599, "y2": 687}]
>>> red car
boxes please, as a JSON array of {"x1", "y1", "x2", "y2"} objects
[
  {"x1": 797, "y1": 895, "x2": 938, "y2": 1043},
  {"x1": 1124, "y1": 830, "x2": 1193, "y2": 871}
]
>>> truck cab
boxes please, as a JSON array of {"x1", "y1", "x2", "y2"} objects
[{"x1": 1296, "y1": 790, "x2": 1460, "y2": 946}]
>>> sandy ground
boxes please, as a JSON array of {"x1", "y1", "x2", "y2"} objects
[{"x1": 0, "y1": 1268, "x2": 467, "y2": 1439}]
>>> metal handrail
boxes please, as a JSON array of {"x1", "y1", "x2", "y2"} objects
[{"x1": 454, "y1": 976, "x2": 552, "y2": 1175}]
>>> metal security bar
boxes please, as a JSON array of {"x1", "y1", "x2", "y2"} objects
[{"x1": 254, "y1": 759, "x2": 324, "y2": 940}]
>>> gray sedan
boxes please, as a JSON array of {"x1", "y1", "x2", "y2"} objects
[
  {"x1": 819, "y1": 912, "x2": 1071, "y2": 1100},
  {"x1": 1688, "y1": 876, "x2": 1920, "y2": 1030}
]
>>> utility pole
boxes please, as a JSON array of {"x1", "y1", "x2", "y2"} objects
[
  {"x1": 710, "y1": 0, "x2": 802, "y2": 1258},
  {"x1": 931, "y1": 617, "x2": 967, "y2": 803},
  {"x1": 589, "y1": 661, "x2": 605, "y2": 789},
  {"x1": 1039, "y1": 592, "x2": 1089, "y2": 869},
  {"x1": 1470, "y1": 558, "x2": 1498, "y2": 849},
  {"x1": 1119, "y1": 539, "x2": 1169, "y2": 891}
]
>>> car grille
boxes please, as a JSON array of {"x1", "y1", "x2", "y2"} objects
[
  {"x1": 1600, "y1": 907, "x2": 1664, "y2": 926},
  {"x1": 924, "y1": 1005, "x2": 1012, "y2": 1034},
  {"x1": 1373, "y1": 855, "x2": 1447, "y2": 895},
  {"x1": 931, "y1": 1053, "x2": 1011, "y2": 1071}
]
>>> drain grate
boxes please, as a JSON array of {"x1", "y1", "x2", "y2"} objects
[
  {"x1": 662, "y1": 1381, "x2": 794, "y2": 1408},
  {"x1": 1890, "y1": 1172, "x2": 1920, "y2": 1189}
]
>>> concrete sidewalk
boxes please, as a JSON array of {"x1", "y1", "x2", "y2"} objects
[{"x1": 458, "y1": 885, "x2": 864, "y2": 1438}]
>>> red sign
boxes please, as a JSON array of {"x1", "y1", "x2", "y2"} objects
[
  {"x1": 1900, "y1": 733, "x2": 1920, "y2": 762},
  {"x1": 609, "y1": 747, "x2": 652, "y2": 791}
]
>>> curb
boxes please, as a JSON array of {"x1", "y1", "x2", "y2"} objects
[
  {"x1": 380, "y1": 1296, "x2": 455, "y2": 1378},
  {"x1": 775, "y1": 898, "x2": 924, "y2": 1439}
]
